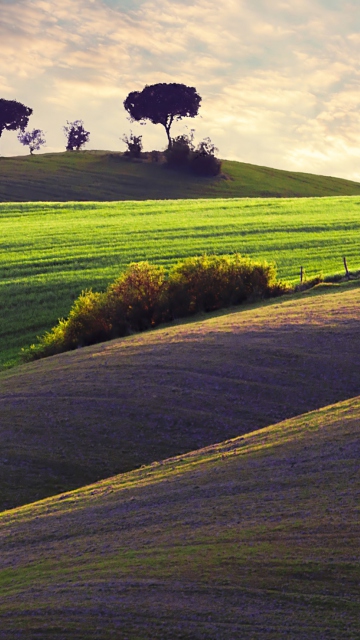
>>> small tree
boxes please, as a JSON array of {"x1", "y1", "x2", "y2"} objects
[
  {"x1": 17, "y1": 128, "x2": 46, "y2": 155},
  {"x1": 124, "y1": 83, "x2": 201, "y2": 148},
  {"x1": 0, "y1": 98, "x2": 32, "y2": 148},
  {"x1": 63, "y1": 120, "x2": 90, "y2": 151},
  {"x1": 121, "y1": 131, "x2": 143, "y2": 158}
]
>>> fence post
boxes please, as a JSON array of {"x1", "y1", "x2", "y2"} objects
[
  {"x1": 300, "y1": 266, "x2": 303, "y2": 284},
  {"x1": 343, "y1": 256, "x2": 349, "y2": 279}
]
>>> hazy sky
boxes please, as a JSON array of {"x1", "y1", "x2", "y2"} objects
[{"x1": 1, "y1": 0, "x2": 359, "y2": 179}]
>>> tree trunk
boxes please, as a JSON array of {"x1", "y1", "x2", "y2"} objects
[{"x1": 165, "y1": 125, "x2": 172, "y2": 149}]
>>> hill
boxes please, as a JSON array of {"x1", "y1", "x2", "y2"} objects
[
  {"x1": 1, "y1": 281, "x2": 360, "y2": 511},
  {"x1": 1, "y1": 395, "x2": 359, "y2": 639},
  {"x1": 2, "y1": 195, "x2": 360, "y2": 369},
  {"x1": 1, "y1": 150, "x2": 360, "y2": 201}
]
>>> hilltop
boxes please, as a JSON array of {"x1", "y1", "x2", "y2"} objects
[
  {"x1": 1, "y1": 280, "x2": 360, "y2": 511},
  {"x1": 1, "y1": 150, "x2": 360, "y2": 201},
  {"x1": 1, "y1": 394, "x2": 359, "y2": 639}
]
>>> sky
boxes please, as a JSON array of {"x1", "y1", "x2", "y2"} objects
[{"x1": 1, "y1": 0, "x2": 360, "y2": 180}]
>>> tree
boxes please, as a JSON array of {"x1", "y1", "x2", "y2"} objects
[
  {"x1": 0, "y1": 98, "x2": 32, "y2": 146},
  {"x1": 124, "y1": 83, "x2": 201, "y2": 148},
  {"x1": 17, "y1": 128, "x2": 46, "y2": 155},
  {"x1": 63, "y1": 120, "x2": 90, "y2": 151}
]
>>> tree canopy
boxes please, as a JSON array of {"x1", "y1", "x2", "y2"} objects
[
  {"x1": 124, "y1": 83, "x2": 201, "y2": 147},
  {"x1": 0, "y1": 98, "x2": 32, "y2": 139}
]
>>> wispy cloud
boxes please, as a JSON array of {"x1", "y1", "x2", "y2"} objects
[{"x1": 0, "y1": 0, "x2": 359, "y2": 179}]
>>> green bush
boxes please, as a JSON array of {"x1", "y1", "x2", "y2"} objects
[
  {"x1": 167, "y1": 254, "x2": 278, "y2": 317},
  {"x1": 107, "y1": 261, "x2": 167, "y2": 333},
  {"x1": 22, "y1": 290, "x2": 110, "y2": 360},
  {"x1": 23, "y1": 255, "x2": 285, "y2": 361}
]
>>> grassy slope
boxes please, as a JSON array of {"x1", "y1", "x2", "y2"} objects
[
  {"x1": 1, "y1": 281, "x2": 360, "y2": 511},
  {"x1": 1, "y1": 396, "x2": 359, "y2": 639},
  {"x1": 1, "y1": 196, "x2": 360, "y2": 369},
  {"x1": 1, "y1": 150, "x2": 360, "y2": 202}
]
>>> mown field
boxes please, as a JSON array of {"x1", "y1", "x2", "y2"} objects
[
  {"x1": 1, "y1": 150, "x2": 360, "y2": 202},
  {"x1": 1, "y1": 395, "x2": 359, "y2": 639},
  {"x1": 1, "y1": 280, "x2": 360, "y2": 511},
  {"x1": 1, "y1": 196, "x2": 360, "y2": 369}
]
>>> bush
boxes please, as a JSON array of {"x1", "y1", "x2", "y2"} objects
[
  {"x1": 165, "y1": 132, "x2": 194, "y2": 168},
  {"x1": 190, "y1": 137, "x2": 222, "y2": 176},
  {"x1": 107, "y1": 262, "x2": 167, "y2": 333},
  {"x1": 167, "y1": 254, "x2": 278, "y2": 317},
  {"x1": 23, "y1": 255, "x2": 285, "y2": 361},
  {"x1": 22, "y1": 290, "x2": 110, "y2": 361},
  {"x1": 121, "y1": 132, "x2": 143, "y2": 158}
]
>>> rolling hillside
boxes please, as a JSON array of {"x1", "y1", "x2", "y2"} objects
[
  {"x1": 2, "y1": 196, "x2": 360, "y2": 369},
  {"x1": 1, "y1": 150, "x2": 360, "y2": 201},
  {"x1": 1, "y1": 395, "x2": 359, "y2": 639},
  {"x1": 1, "y1": 281, "x2": 360, "y2": 511}
]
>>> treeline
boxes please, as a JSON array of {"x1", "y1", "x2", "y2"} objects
[
  {"x1": 0, "y1": 83, "x2": 222, "y2": 175},
  {"x1": 23, "y1": 254, "x2": 286, "y2": 361}
]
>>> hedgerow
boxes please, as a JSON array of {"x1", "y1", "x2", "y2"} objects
[{"x1": 22, "y1": 254, "x2": 287, "y2": 361}]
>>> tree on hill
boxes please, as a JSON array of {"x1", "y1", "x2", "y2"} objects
[
  {"x1": 63, "y1": 120, "x2": 90, "y2": 151},
  {"x1": 18, "y1": 128, "x2": 46, "y2": 155},
  {"x1": 0, "y1": 98, "x2": 32, "y2": 149},
  {"x1": 124, "y1": 83, "x2": 201, "y2": 148}
]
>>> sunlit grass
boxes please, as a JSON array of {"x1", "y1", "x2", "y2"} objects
[{"x1": 1, "y1": 196, "x2": 360, "y2": 368}]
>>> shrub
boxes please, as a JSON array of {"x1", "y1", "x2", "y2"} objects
[
  {"x1": 107, "y1": 262, "x2": 167, "y2": 333},
  {"x1": 23, "y1": 255, "x2": 285, "y2": 361},
  {"x1": 165, "y1": 132, "x2": 194, "y2": 168},
  {"x1": 22, "y1": 290, "x2": 110, "y2": 360},
  {"x1": 190, "y1": 137, "x2": 222, "y2": 176},
  {"x1": 167, "y1": 254, "x2": 278, "y2": 317},
  {"x1": 121, "y1": 132, "x2": 143, "y2": 159}
]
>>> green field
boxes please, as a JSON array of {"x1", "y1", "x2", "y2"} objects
[
  {"x1": 1, "y1": 394, "x2": 359, "y2": 639},
  {"x1": 1, "y1": 196, "x2": 360, "y2": 369},
  {"x1": 1, "y1": 150, "x2": 360, "y2": 202}
]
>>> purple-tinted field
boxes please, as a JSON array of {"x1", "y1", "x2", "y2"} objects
[
  {"x1": 1, "y1": 394, "x2": 359, "y2": 639},
  {"x1": 1, "y1": 280, "x2": 360, "y2": 510}
]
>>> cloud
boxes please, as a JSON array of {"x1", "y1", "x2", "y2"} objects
[{"x1": 0, "y1": 0, "x2": 359, "y2": 180}]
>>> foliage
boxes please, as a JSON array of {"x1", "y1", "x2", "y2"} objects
[
  {"x1": 23, "y1": 254, "x2": 283, "y2": 360},
  {"x1": 167, "y1": 254, "x2": 279, "y2": 317},
  {"x1": 165, "y1": 131, "x2": 195, "y2": 168},
  {"x1": 190, "y1": 137, "x2": 222, "y2": 176},
  {"x1": 124, "y1": 83, "x2": 201, "y2": 148},
  {"x1": 63, "y1": 120, "x2": 90, "y2": 151},
  {"x1": 17, "y1": 128, "x2": 46, "y2": 154},
  {"x1": 0, "y1": 98, "x2": 32, "y2": 141},
  {"x1": 165, "y1": 132, "x2": 221, "y2": 176},
  {"x1": 107, "y1": 262, "x2": 167, "y2": 333},
  {"x1": 25, "y1": 290, "x2": 110, "y2": 360},
  {"x1": 121, "y1": 131, "x2": 143, "y2": 158}
]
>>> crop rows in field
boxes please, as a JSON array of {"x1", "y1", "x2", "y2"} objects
[{"x1": 1, "y1": 196, "x2": 360, "y2": 369}]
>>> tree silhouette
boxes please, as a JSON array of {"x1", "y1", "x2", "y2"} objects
[
  {"x1": 0, "y1": 99, "x2": 32, "y2": 147},
  {"x1": 124, "y1": 83, "x2": 201, "y2": 148},
  {"x1": 63, "y1": 120, "x2": 90, "y2": 151},
  {"x1": 18, "y1": 128, "x2": 46, "y2": 155}
]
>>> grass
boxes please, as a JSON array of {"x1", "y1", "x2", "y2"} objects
[
  {"x1": 1, "y1": 150, "x2": 360, "y2": 202},
  {"x1": 1, "y1": 280, "x2": 360, "y2": 511},
  {"x1": 0, "y1": 393, "x2": 359, "y2": 638},
  {"x1": 1, "y1": 196, "x2": 360, "y2": 369}
]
